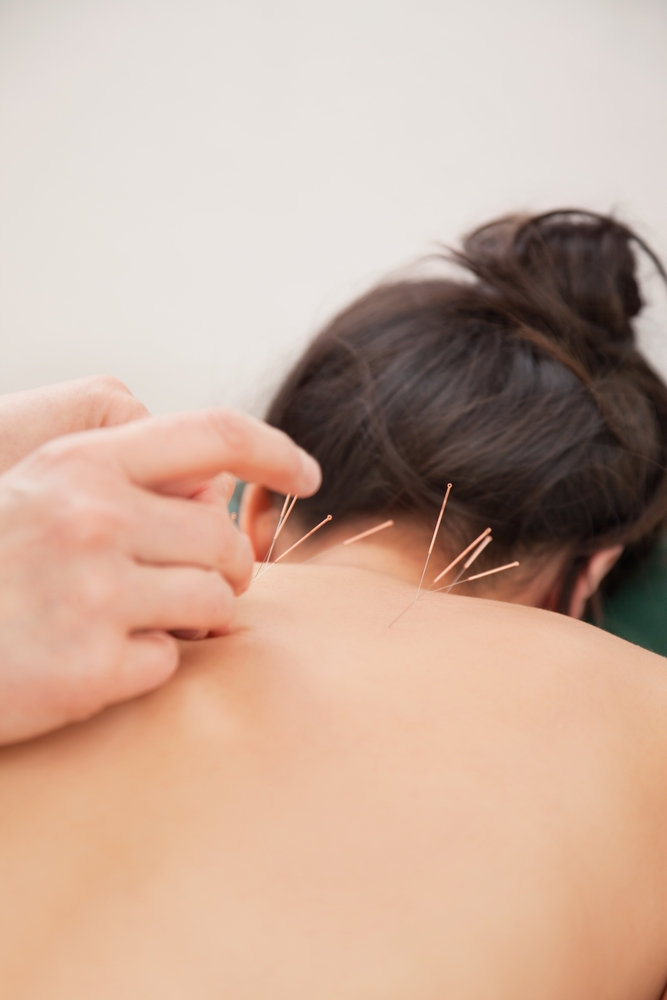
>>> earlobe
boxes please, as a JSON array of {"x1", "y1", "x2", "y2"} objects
[
  {"x1": 239, "y1": 484, "x2": 280, "y2": 561},
  {"x1": 568, "y1": 545, "x2": 624, "y2": 619}
]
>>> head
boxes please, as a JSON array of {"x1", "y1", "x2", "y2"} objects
[{"x1": 243, "y1": 209, "x2": 667, "y2": 618}]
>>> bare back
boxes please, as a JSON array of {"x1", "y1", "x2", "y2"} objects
[{"x1": 1, "y1": 564, "x2": 667, "y2": 999}]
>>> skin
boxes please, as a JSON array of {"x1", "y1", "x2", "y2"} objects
[
  {"x1": 0, "y1": 527, "x2": 666, "y2": 998},
  {"x1": 241, "y1": 483, "x2": 624, "y2": 617},
  {"x1": 0, "y1": 375, "x2": 150, "y2": 474},
  {"x1": 0, "y1": 386, "x2": 321, "y2": 744}
]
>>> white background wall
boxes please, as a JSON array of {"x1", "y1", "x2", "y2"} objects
[{"x1": 1, "y1": 0, "x2": 666, "y2": 416}]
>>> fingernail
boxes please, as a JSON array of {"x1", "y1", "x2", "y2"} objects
[{"x1": 298, "y1": 449, "x2": 321, "y2": 494}]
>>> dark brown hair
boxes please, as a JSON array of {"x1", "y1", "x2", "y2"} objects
[{"x1": 265, "y1": 210, "x2": 667, "y2": 605}]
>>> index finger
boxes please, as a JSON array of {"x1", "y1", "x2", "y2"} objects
[{"x1": 85, "y1": 408, "x2": 321, "y2": 497}]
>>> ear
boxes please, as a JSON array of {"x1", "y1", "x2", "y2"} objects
[
  {"x1": 239, "y1": 484, "x2": 280, "y2": 561},
  {"x1": 568, "y1": 545, "x2": 624, "y2": 619}
]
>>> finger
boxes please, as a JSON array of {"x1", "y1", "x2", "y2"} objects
[
  {"x1": 193, "y1": 472, "x2": 237, "y2": 506},
  {"x1": 76, "y1": 374, "x2": 151, "y2": 428},
  {"x1": 81, "y1": 408, "x2": 321, "y2": 497},
  {"x1": 123, "y1": 564, "x2": 235, "y2": 633},
  {"x1": 0, "y1": 378, "x2": 148, "y2": 474},
  {"x1": 97, "y1": 388, "x2": 149, "y2": 427},
  {"x1": 108, "y1": 631, "x2": 179, "y2": 705},
  {"x1": 130, "y1": 489, "x2": 253, "y2": 593}
]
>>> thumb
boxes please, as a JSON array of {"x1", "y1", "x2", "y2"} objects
[{"x1": 111, "y1": 631, "x2": 180, "y2": 704}]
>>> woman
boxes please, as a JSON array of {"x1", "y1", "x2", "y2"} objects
[
  {"x1": 252, "y1": 209, "x2": 667, "y2": 620},
  {"x1": 2, "y1": 210, "x2": 667, "y2": 999}
]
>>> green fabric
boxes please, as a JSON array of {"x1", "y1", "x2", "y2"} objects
[
  {"x1": 229, "y1": 480, "x2": 245, "y2": 519},
  {"x1": 599, "y1": 539, "x2": 667, "y2": 657}
]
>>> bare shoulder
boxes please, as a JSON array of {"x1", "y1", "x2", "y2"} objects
[
  {"x1": 175, "y1": 565, "x2": 667, "y2": 998},
  {"x1": 2, "y1": 563, "x2": 667, "y2": 999},
  {"x1": 216, "y1": 562, "x2": 667, "y2": 729}
]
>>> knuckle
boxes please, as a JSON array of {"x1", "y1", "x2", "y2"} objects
[
  {"x1": 84, "y1": 374, "x2": 148, "y2": 423},
  {"x1": 15, "y1": 442, "x2": 86, "y2": 500},
  {"x1": 33, "y1": 434, "x2": 80, "y2": 468},
  {"x1": 84, "y1": 374, "x2": 132, "y2": 395},
  {"x1": 26, "y1": 433, "x2": 116, "y2": 494},
  {"x1": 28, "y1": 435, "x2": 98, "y2": 481},
  {"x1": 54, "y1": 495, "x2": 126, "y2": 550},
  {"x1": 12, "y1": 438, "x2": 130, "y2": 540},
  {"x1": 75, "y1": 565, "x2": 126, "y2": 617}
]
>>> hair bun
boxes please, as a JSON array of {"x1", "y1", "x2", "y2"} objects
[{"x1": 461, "y1": 209, "x2": 654, "y2": 351}]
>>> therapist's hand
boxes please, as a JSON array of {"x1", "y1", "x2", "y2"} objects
[
  {"x1": 0, "y1": 375, "x2": 149, "y2": 474},
  {"x1": 0, "y1": 408, "x2": 321, "y2": 745}
]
